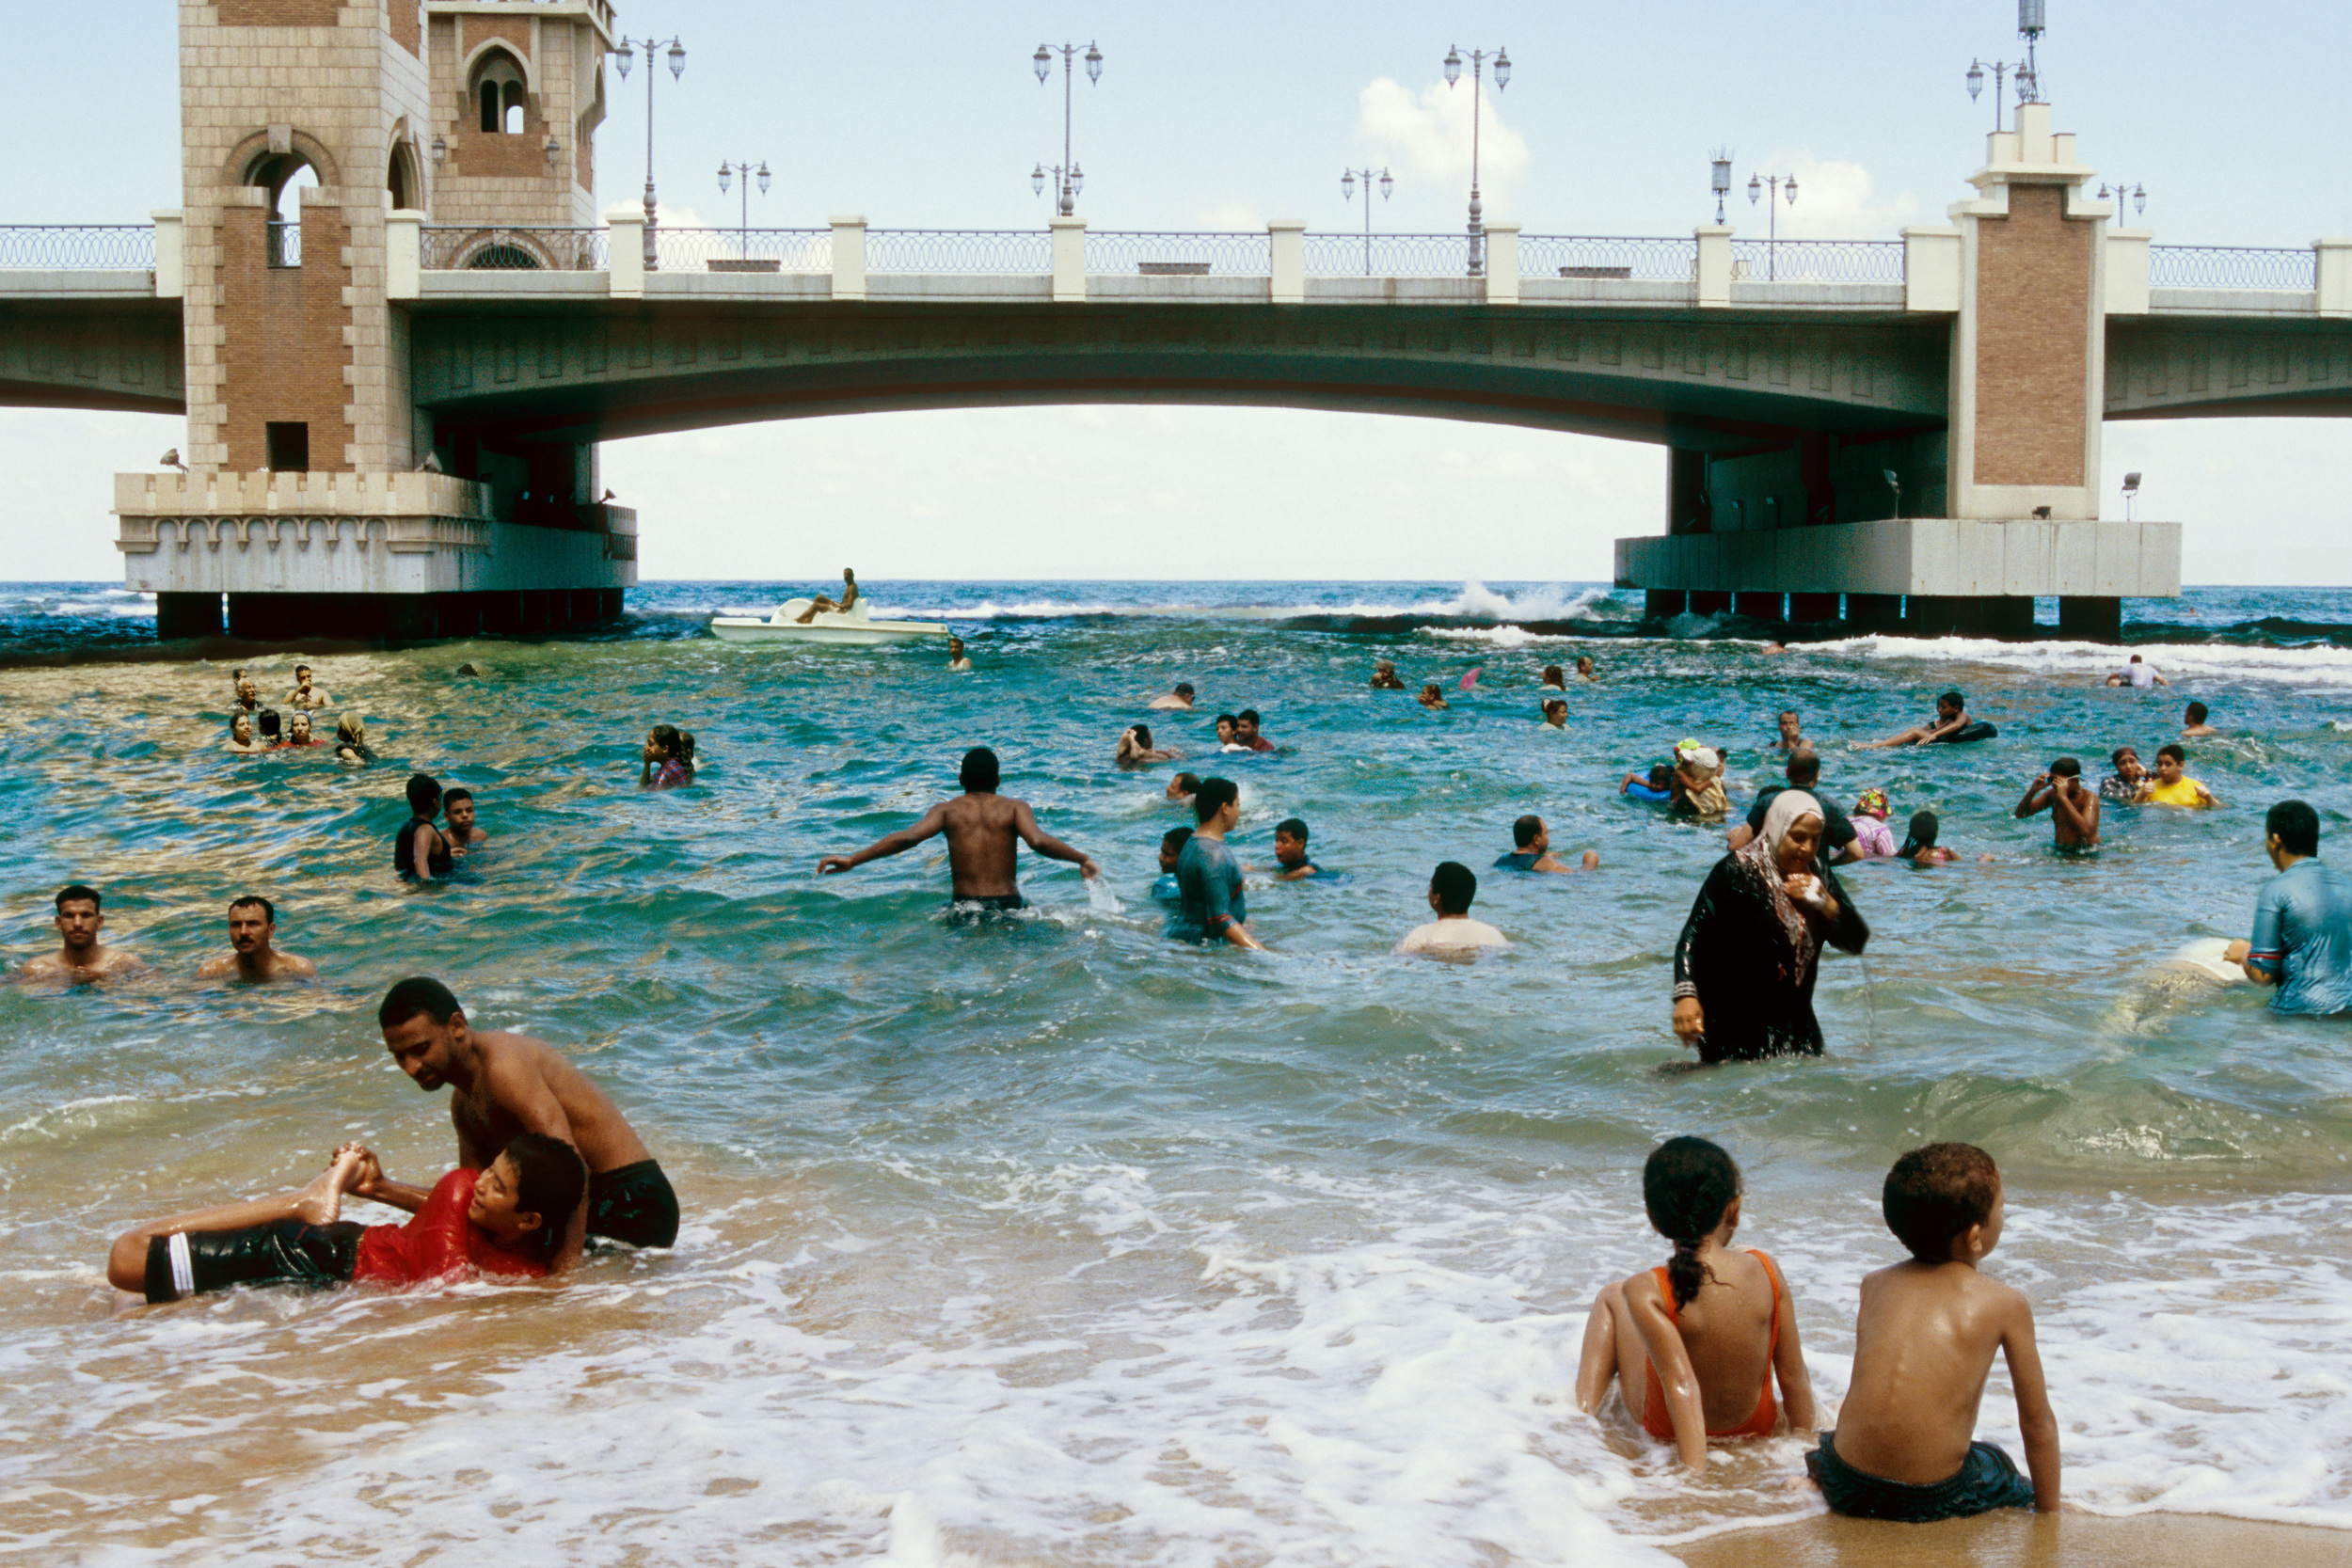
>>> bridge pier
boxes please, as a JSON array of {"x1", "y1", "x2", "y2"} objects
[
  {"x1": 1612, "y1": 102, "x2": 2182, "y2": 643},
  {"x1": 115, "y1": 472, "x2": 636, "y2": 644},
  {"x1": 1733, "y1": 592, "x2": 1784, "y2": 621},
  {"x1": 1644, "y1": 590, "x2": 1687, "y2": 620},
  {"x1": 1846, "y1": 594, "x2": 1905, "y2": 633}
]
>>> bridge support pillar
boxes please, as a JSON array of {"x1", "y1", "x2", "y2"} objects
[
  {"x1": 2058, "y1": 595, "x2": 2123, "y2": 642},
  {"x1": 1788, "y1": 593, "x2": 1839, "y2": 625},
  {"x1": 1689, "y1": 591, "x2": 1731, "y2": 616},
  {"x1": 1734, "y1": 592, "x2": 1783, "y2": 621},
  {"x1": 1906, "y1": 594, "x2": 2037, "y2": 641},
  {"x1": 155, "y1": 591, "x2": 223, "y2": 641},
  {"x1": 1644, "y1": 590, "x2": 1686, "y2": 620}
]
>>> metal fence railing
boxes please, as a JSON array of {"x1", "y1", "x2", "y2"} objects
[
  {"x1": 266, "y1": 219, "x2": 301, "y2": 268},
  {"x1": 866, "y1": 229, "x2": 1052, "y2": 274},
  {"x1": 421, "y1": 226, "x2": 609, "y2": 271},
  {"x1": 0, "y1": 225, "x2": 158, "y2": 269},
  {"x1": 1088, "y1": 230, "x2": 1271, "y2": 277},
  {"x1": 2149, "y1": 245, "x2": 2316, "y2": 291},
  {"x1": 1519, "y1": 234, "x2": 1700, "y2": 282},
  {"x1": 1728, "y1": 238, "x2": 1905, "y2": 284},
  {"x1": 651, "y1": 227, "x2": 829, "y2": 273},
  {"x1": 1303, "y1": 231, "x2": 1487, "y2": 277}
]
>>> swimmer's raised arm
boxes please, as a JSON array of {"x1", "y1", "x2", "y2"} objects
[
  {"x1": 818, "y1": 803, "x2": 951, "y2": 876},
  {"x1": 1011, "y1": 800, "x2": 1100, "y2": 879}
]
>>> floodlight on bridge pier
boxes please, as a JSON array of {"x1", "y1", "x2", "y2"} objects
[
  {"x1": 1709, "y1": 151, "x2": 1733, "y2": 224},
  {"x1": 2122, "y1": 472, "x2": 2142, "y2": 522}
]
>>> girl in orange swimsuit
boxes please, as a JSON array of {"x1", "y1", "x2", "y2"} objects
[{"x1": 1573, "y1": 1135, "x2": 1819, "y2": 1468}]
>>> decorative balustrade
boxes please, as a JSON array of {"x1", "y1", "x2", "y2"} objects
[
  {"x1": 1728, "y1": 238, "x2": 1906, "y2": 284},
  {"x1": 421, "y1": 225, "x2": 609, "y2": 270},
  {"x1": 650, "y1": 228, "x2": 829, "y2": 273},
  {"x1": 1303, "y1": 231, "x2": 1482, "y2": 277},
  {"x1": 0, "y1": 225, "x2": 157, "y2": 269},
  {"x1": 1088, "y1": 230, "x2": 1271, "y2": 277},
  {"x1": 1519, "y1": 234, "x2": 1703, "y2": 282},
  {"x1": 2148, "y1": 245, "x2": 2317, "y2": 291},
  {"x1": 865, "y1": 229, "x2": 1053, "y2": 274}
]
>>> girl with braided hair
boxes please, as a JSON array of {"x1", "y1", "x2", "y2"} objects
[{"x1": 1574, "y1": 1136, "x2": 1819, "y2": 1470}]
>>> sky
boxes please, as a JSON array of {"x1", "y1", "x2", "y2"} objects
[{"x1": 7, "y1": 0, "x2": 2349, "y2": 583}]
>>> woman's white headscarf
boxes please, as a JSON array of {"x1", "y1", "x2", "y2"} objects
[{"x1": 1735, "y1": 789, "x2": 1826, "y2": 968}]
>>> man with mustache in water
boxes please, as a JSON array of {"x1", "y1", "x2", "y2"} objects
[
  {"x1": 818, "y1": 745, "x2": 1100, "y2": 914},
  {"x1": 375, "y1": 976, "x2": 678, "y2": 1251},
  {"x1": 195, "y1": 895, "x2": 316, "y2": 982}
]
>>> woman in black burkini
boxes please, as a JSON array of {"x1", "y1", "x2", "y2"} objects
[{"x1": 1671, "y1": 789, "x2": 1867, "y2": 1064}]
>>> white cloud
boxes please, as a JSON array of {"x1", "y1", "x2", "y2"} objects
[
  {"x1": 1732, "y1": 150, "x2": 1919, "y2": 241},
  {"x1": 1355, "y1": 76, "x2": 1531, "y2": 222}
]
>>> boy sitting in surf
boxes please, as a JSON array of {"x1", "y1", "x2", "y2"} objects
[
  {"x1": 1576, "y1": 1136, "x2": 1817, "y2": 1469},
  {"x1": 107, "y1": 1134, "x2": 588, "y2": 1304},
  {"x1": 1805, "y1": 1143, "x2": 2059, "y2": 1521}
]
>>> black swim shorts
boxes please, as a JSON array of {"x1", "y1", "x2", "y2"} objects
[
  {"x1": 587, "y1": 1159, "x2": 680, "y2": 1248},
  {"x1": 946, "y1": 893, "x2": 1027, "y2": 920},
  {"x1": 1805, "y1": 1430, "x2": 2036, "y2": 1522},
  {"x1": 144, "y1": 1218, "x2": 365, "y2": 1304}
]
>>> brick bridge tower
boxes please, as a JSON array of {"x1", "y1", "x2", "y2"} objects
[{"x1": 121, "y1": 0, "x2": 634, "y2": 641}]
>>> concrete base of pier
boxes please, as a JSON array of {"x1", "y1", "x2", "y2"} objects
[
  {"x1": 1613, "y1": 515, "x2": 2180, "y2": 643},
  {"x1": 118, "y1": 470, "x2": 636, "y2": 642}
]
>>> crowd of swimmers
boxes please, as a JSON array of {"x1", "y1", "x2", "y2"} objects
[
  {"x1": 33, "y1": 633, "x2": 2352, "y2": 1531},
  {"x1": 224, "y1": 665, "x2": 373, "y2": 762}
]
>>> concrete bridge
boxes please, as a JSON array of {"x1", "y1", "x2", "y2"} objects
[{"x1": 4, "y1": 1, "x2": 2349, "y2": 641}]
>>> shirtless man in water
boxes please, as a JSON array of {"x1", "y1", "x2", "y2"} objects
[
  {"x1": 196, "y1": 895, "x2": 317, "y2": 982},
  {"x1": 2013, "y1": 758, "x2": 2101, "y2": 850},
  {"x1": 22, "y1": 885, "x2": 151, "y2": 982},
  {"x1": 375, "y1": 976, "x2": 677, "y2": 1250},
  {"x1": 818, "y1": 745, "x2": 1100, "y2": 911}
]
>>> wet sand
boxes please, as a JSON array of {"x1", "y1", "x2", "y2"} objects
[{"x1": 1667, "y1": 1512, "x2": 2352, "y2": 1567}]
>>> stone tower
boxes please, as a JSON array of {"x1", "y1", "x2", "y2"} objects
[{"x1": 124, "y1": 1, "x2": 631, "y2": 641}]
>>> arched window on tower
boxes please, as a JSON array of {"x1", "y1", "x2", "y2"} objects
[
  {"x1": 246, "y1": 153, "x2": 319, "y2": 267},
  {"x1": 471, "y1": 51, "x2": 526, "y2": 135}
]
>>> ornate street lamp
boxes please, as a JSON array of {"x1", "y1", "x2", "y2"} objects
[
  {"x1": 614, "y1": 33, "x2": 687, "y2": 270},
  {"x1": 1709, "y1": 150, "x2": 1733, "y2": 224},
  {"x1": 2097, "y1": 181, "x2": 2149, "y2": 221},
  {"x1": 1340, "y1": 166, "x2": 1393, "y2": 277},
  {"x1": 1029, "y1": 41, "x2": 1103, "y2": 217},
  {"x1": 718, "y1": 159, "x2": 771, "y2": 250},
  {"x1": 1442, "y1": 43, "x2": 1509, "y2": 277},
  {"x1": 1747, "y1": 169, "x2": 1797, "y2": 280}
]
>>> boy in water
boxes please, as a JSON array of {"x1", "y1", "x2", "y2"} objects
[
  {"x1": 1860, "y1": 690, "x2": 1976, "y2": 749},
  {"x1": 443, "y1": 787, "x2": 488, "y2": 850},
  {"x1": 108, "y1": 1133, "x2": 588, "y2": 1302},
  {"x1": 2182, "y1": 700, "x2": 2217, "y2": 737},
  {"x1": 1171, "y1": 778, "x2": 1263, "y2": 950},
  {"x1": 2137, "y1": 743, "x2": 2219, "y2": 809},
  {"x1": 1261, "y1": 817, "x2": 1322, "y2": 880},
  {"x1": 1494, "y1": 816, "x2": 1600, "y2": 874},
  {"x1": 1395, "y1": 862, "x2": 1508, "y2": 958},
  {"x1": 2013, "y1": 757, "x2": 2100, "y2": 850},
  {"x1": 1806, "y1": 1143, "x2": 2059, "y2": 1521},
  {"x1": 1151, "y1": 827, "x2": 1192, "y2": 903}
]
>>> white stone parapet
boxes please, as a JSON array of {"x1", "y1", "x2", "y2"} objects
[
  {"x1": 832, "y1": 216, "x2": 867, "y2": 302},
  {"x1": 1483, "y1": 223, "x2": 1520, "y2": 306},
  {"x1": 1051, "y1": 218, "x2": 1086, "y2": 304},
  {"x1": 1694, "y1": 224, "x2": 1733, "y2": 308}
]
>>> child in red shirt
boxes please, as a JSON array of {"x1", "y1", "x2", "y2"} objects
[{"x1": 107, "y1": 1133, "x2": 587, "y2": 1303}]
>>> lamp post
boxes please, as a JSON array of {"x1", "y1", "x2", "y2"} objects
[
  {"x1": 1030, "y1": 41, "x2": 1103, "y2": 217},
  {"x1": 1709, "y1": 150, "x2": 1733, "y2": 224},
  {"x1": 613, "y1": 33, "x2": 686, "y2": 271},
  {"x1": 718, "y1": 159, "x2": 771, "y2": 251},
  {"x1": 1746, "y1": 170, "x2": 1797, "y2": 280},
  {"x1": 1441, "y1": 44, "x2": 1509, "y2": 277},
  {"x1": 1964, "y1": 58, "x2": 2031, "y2": 132},
  {"x1": 1340, "y1": 166, "x2": 1393, "y2": 277},
  {"x1": 2097, "y1": 181, "x2": 2149, "y2": 222}
]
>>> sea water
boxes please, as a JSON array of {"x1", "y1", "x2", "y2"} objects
[{"x1": 3, "y1": 579, "x2": 2352, "y2": 1564}]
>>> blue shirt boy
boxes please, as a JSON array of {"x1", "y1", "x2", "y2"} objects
[{"x1": 2249, "y1": 857, "x2": 2352, "y2": 1014}]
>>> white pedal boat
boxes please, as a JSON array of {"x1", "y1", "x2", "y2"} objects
[{"x1": 707, "y1": 598, "x2": 949, "y2": 645}]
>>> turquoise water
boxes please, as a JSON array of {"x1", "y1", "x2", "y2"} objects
[{"x1": 4, "y1": 578, "x2": 2351, "y2": 1563}]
